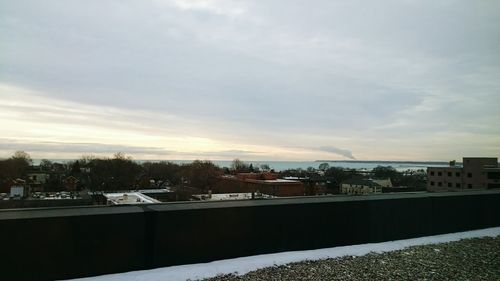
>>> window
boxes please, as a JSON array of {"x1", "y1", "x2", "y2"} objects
[
  {"x1": 438, "y1": 182, "x2": 442, "y2": 187},
  {"x1": 488, "y1": 172, "x2": 500, "y2": 180},
  {"x1": 430, "y1": 181, "x2": 435, "y2": 186},
  {"x1": 468, "y1": 184, "x2": 472, "y2": 189},
  {"x1": 447, "y1": 172, "x2": 452, "y2": 177},
  {"x1": 438, "y1": 172, "x2": 442, "y2": 176},
  {"x1": 430, "y1": 171, "x2": 435, "y2": 176},
  {"x1": 456, "y1": 172, "x2": 460, "y2": 177},
  {"x1": 456, "y1": 183, "x2": 461, "y2": 188},
  {"x1": 467, "y1": 173, "x2": 472, "y2": 178},
  {"x1": 447, "y1": 182, "x2": 452, "y2": 187}
]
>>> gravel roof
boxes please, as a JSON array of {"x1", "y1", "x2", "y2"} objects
[{"x1": 202, "y1": 236, "x2": 500, "y2": 281}]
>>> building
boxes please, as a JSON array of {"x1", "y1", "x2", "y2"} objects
[
  {"x1": 192, "y1": 192, "x2": 274, "y2": 201},
  {"x1": 340, "y1": 179, "x2": 382, "y2": 195},
  {"x1": 283, "y1": 176, "x2": 333, "y2": 195},
  {"x1": 63, "y1": 176, "x2": 79, "y2": 191},
  {"x1": 0, "y1": 191, "x2": 94, "y2": 209},
  {"x1": 427, "y1": 157, "x2": 500, "y2": 191},
  {"x1": 213, "y1": 172, "x2": 304, "y2": 197},
  {"x1": 371, "y1": 178, "x2": 393, "y2": 188},
  {"x1": 27, "y1": 172, "x2": 49, "y2": 192},
  {"x1": 103, "y1": 192, "x2": 160, "y2": 205},
  {"x1": 9, "y1": 179, "x2": 27, "y2": 199}
]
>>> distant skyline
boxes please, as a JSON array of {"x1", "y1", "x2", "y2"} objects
[{"x1": 1, "y1": 1, "x2": 499, "y2": 161}]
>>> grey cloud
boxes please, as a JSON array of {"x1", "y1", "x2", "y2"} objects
[
  {"x1": 1, "y1": 1, "x2": 499, "y2": 159},
  {"x1": 0, "y1": 139, "x2": 174, "y2": 156},
  {"x1": 0, "y1": 139, "x2": 261, "y2": 160},
  {"x1": 176, "y1": 150, "x2": 261, "y2": 159},
  {"x1": 318, "y1": 146, "x2": 356, "y2": 160}
]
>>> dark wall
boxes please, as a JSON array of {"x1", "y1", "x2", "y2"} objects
[
  {"x1": 1, "y1": 191, "x2": 499, "y2": 281},
  {"x1": 0, "y1": 206, "x2": 147, "y2": 281}
]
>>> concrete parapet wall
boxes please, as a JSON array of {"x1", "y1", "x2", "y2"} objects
[{"x1": 1, "y1": 191, "x2": 499, "y2": 281}]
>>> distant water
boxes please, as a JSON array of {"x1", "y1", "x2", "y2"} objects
[
  {"x1": 33, "y1": 159, "x2": 447, "y2": 171},
  {"x1": 205, "y1": 160, "x2": 446, "y2": 171}
]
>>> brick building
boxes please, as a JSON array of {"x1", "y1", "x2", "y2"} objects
[
  {"x1": 213, "y1": 172, "x2": 304, "y2": 197},
  {"x1": 427, "y1": 157, "x2": 500, "y2": 191}
]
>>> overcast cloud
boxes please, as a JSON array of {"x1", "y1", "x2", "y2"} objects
[{"x1": 0, "y1": 0, "x2": 499, "y2": 160}]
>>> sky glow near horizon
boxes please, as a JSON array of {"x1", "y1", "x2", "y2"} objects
[{"x1": 1, "y1": 0, "x2": 499, "y2": 161}]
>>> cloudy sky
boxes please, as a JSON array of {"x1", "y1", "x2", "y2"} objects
[{"x1": 1, "y1": 0, "x2": 499, "y2": 161}]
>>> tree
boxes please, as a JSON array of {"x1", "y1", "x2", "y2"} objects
[
  {"x1": 113, "y1": 152, "x2": 131, "y2": 161},
  {"x1": 83, "y1": 154, "x2": 141, "y2": 191},
  {"x1": 372, "y1": 166, "x2": 398, "y2": 179},
  {"x1": 142, "y1": 161, "x2": 182, "y2": 185},
  {"x1": 318, "y1": 162, "x2": 330, "y2": 171},
  {"x1": 12, "y1": 151, "x2": 32, "y2": 163},
  {"x1": 324, "y1": 167, "x2": 351, "y2": 188},
  {"x1": 9, "y1": 151, "x2": 31, "y2": 176},
  {"x1": 40, "y1": 159, "x2": 54, "y2": 172},
  {"x1": 231, "y1": 159, "x2": 250, "y2": 173},
  {"x1": 260, "y1": 164, "x2": 271, "y2": 172},
  {"x1": 0, "y1": 151, "x2": 32, "y2": 187}
]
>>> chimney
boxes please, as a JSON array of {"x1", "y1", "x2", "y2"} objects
[{"x1": 449, "y1": 160, "x2": 456, "y2": 167}]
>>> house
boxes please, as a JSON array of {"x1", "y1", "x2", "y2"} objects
[
  {"x1": 341, "y1": 179, "x2": 382, "y2": 195},
  {"x1": 63, "y1": 176, "x2": 79, "y2": 191},
  {"x1": 371, "y1": 178, "x2": 393, "y2": 188},
  {"x1": 9, "y1": 179, "x2": 28, "y2": 199},
  {"x1": 27, "y1": 172, "x2": 49, "y2": 192}
]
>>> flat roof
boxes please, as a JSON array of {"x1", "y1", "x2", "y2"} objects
[
  {"x1": 193, "y1": 193, "x2": 274, "y2": 201},
  {"x1": 136, "y1": 189, "x2": 172, "y2": 194},
  {"x1": 245, "y1": 179, "x2": 302, "y2": 184},
  {"x1": 104, "y1": 192, "x2": 160, "y2": 205}
]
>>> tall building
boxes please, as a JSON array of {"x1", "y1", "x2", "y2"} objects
[{"x1": 427, "y1": 157, "x2": 500, "y2": 191}]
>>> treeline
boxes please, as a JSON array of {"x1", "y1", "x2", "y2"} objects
[
  {"x1": 0, "y1": 151, "x2": 33, "y2": 183},
  {"x1": 278, "y1": 163, "x2": 427, "y2": 189},
  {"x1": 0, "y1": 151, "x2": 226, "y2": 192},
  {"x1": 1, "y1": 151, "x2": 427, "y2": 192},
  {"x1": 1, "y1": 151, "x2": 274, "y2": 192}
]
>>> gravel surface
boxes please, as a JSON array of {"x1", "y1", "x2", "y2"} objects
[{"x1": 201, "y1": 236, "x2": 500, "y2": 281}]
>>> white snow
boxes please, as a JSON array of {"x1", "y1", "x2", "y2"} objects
[
  {"x1": 104, "y1": 192, "x2": 160, "y2": 205},
  {"x1": 67, "y1": 227, "x2": 500, "y2": 281}
]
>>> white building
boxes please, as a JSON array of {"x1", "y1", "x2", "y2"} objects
[
  {"x1": 192, "y1": 192, "x2": 274, "y2": 201},
  {"x1": 104, "y1": 192, "x2": 160, "y2": 205},
  {"x1": 10, "y1": 186, "x2": 25, "y2": 198},
  {"x1": 340, "y1": 179, "x2": 382, "y2": 195}
]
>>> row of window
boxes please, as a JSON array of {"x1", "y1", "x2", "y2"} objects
[
  {"x1": 429, "y1": 181, "x2": 472, "y2": 188},
  {"x1": 429, "y1": 171, "x2": 472, "y2": 177}
]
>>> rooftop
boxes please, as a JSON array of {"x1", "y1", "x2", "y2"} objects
[
  {"x1": 104, "y1": 192, "x2": 160, "y2": 205},
  {"x1": 192, "y1": 192, "x2": 274, "y2": 201}
]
